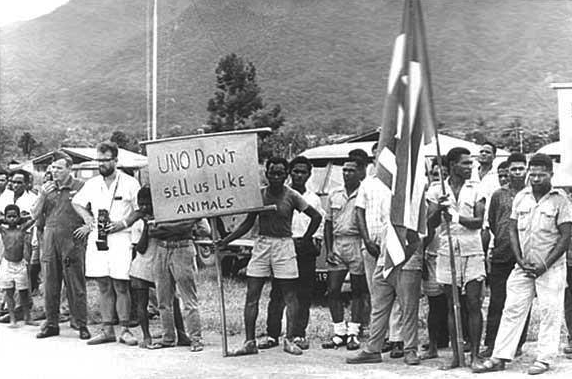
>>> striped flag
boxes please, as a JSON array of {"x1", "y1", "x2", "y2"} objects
[{"x1": 375, "y1": 0, "x2": 437, "y2": 277}]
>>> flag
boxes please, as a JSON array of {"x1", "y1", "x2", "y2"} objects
[{"x1": 375, "y1": 0, "x2": 437, "y2": 277}]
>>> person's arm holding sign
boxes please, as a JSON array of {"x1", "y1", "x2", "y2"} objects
[{"x1": 218, "y1": 213, "x2": 258, "y2": 248}]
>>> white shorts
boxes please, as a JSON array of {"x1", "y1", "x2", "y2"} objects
[
  {"x1": 86, "y1": 230, "x2": 132, "y2": 280},
  {"x1": 0, "y1": 258, "x2": 28, "y2": 290}
]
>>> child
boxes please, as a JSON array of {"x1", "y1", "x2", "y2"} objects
[
  {"x1": 129, "y1": 187, "x2": 193, "y2": 349},
  {"x1": 0, "y1": 204, "x2": 38, "y2": 328}
]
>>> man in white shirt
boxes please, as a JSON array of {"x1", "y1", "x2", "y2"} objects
[
  {"x1": 0, "y1": 168, "x2": 13, "y2": 216},
  {"x1": 72, "y1": 141, "x2": 141, "y2": 346},
  {"x1": 259, "y1": 156, "x2": 324, "y2": 351}
]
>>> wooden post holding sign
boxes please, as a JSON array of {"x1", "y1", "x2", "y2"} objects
[
  {"x1": 142, "y1": 128, "x2": 273, "y2": 356},
  {"x1": 551, "y1": 83, "x2": 572, "y2": 187}
]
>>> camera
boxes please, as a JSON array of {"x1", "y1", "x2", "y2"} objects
[{"x1": 96, "y1": 209, "x2": 110, "y2": 251}]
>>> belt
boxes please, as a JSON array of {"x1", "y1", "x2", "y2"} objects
[{"x1": 157, "y1": 239, "x2": 194, "y2": 248}]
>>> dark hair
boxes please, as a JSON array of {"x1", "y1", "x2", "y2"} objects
[
  {"x1": 506, "y1": 152, "x2": 526, "y2": 167},
  {"x1": 10, "y1": 169, "x2": 30, "y2": 183},
  {"x1": 4, "y1": 204, "x2": 20, "y2": 216},
  {"x1": 446, "y1": 147, "x2": 471, "y2": 169},
  {"x1": 265, "y1": 156, "x2": 289, "y2": 172},
  {"x1": 96, "y1": 141, "x2": 119, "y2": 158},
  {"x1": 528, "y1": 153, "x2": 553, "y2": 172},
  {"x1": 497, "y1": 161, "x2": 510, "y2": 170},
  {"x1": 348, "y1": 149, "x2": 368, "y2": 169},
  {"x1": 0, "y1": 168, "x2": 8, "y2": 177},
  {"x1": 52, "y1": 150, "x2": 74, "y2": 168},
  {"x1": 289, "y1": 156, "x2": 312, "y2": 173},
  {"x1": 137, "y1": 186, "x2": 152, "y2": 203},
  {"x1": 482, "y1": 141, "x2": 497, "y2": 155}
]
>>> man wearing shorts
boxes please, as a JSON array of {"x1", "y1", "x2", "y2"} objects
[
  {"x1": 72, "y1": 141, "x2": 141, "y2": 346},
  {"x1": 322, "y1": 156, "x2": 368, "y2": 351},
  {"x1": 427, "y1": 147, "x2": 485, "y2": 370},
  {"x1": 220, "y1": 156, "x2": 322, "y2": 356}
]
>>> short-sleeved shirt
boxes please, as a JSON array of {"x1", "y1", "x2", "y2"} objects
[
  {"x1": 326, "y1": 187, "x2": 359, "y2": 237},
  {"x1": 258, "y1": 186, "x2": 308, "y2": 238},
  {"x1": 291, "y1": 190, "x2": 324, "y2": 239},
  {"x1": 72, "y1": 171, "x2": 140, "y2": 234},
  {"x1": 41, "y1": 175, "x2": 85, "y2": 232},
  {"x1": 471, "y1": 166, "x2": 500, "y2": 205},
  {"x1": 355, "y1": 176, "x2": 391, "y2": 246},
  {"x1": 0, "y1": 189, "x2": 14, "y2": 215},
  {"x1": 510, "y1": 187, "x2": 572, "y2": 267},
  {"x1": 427, "y1": 179, "x2": 483, "y2": 257},
  {"x1": 6, "y1": 191, "x2": 38, "y2": 218},
  {"x1": 488, "y1": 187, "x2": 520, "y2": 264}
]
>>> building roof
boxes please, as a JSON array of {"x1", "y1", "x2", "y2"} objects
[{"x1": 32, "y1": 147, "x2": 148, "y2": 168}]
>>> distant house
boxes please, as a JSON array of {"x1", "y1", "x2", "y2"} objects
[{"x1": 32, "y1": 147, "x2": 148, "y2": 181}]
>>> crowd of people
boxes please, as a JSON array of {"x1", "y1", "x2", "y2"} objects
[{"x1": 0, "y1": 139, "x2": 571, "y2": 376}]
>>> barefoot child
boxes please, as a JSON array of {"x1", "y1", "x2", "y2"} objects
[
  {"x1": 129, "y1": 187, "x2": 193, "y2": 349},
  {"x1": 0, "y1": 204, "x2": 38, "y2": 328}
]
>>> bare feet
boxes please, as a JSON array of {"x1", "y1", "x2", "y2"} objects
[
  {"x1": 25, "y1": 319, "x2": 39, "y2": 326},
  {"x1": 139, "y1": 337, "x2": 152, "y2": 349},
  {"x1": 419, "y1": 351, "x2": 439, "y2": 360},
  {"x1": 8, "y1": 321, "x2": 19, "y2": 329},
  {"x1": 439, "y1": 359, "x2": 460, "y2": 370}
]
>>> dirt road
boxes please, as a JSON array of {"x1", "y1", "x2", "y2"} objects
[{"x1": 2, "y1": 324, "x2": 572, "y2": 379}]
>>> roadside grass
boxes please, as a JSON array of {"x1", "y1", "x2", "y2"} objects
[{"x1": 70, "y1": 266, "x2": 563, "y2": 345}]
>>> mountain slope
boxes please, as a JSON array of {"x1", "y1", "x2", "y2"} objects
[{"x1": 1, "y1": 0, "x2": 572, "y2": 149}]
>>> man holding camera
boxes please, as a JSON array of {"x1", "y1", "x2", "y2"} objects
[
  {"x1": 33, "y1": 151, "x2": 91, "y2": 340},
  {"x1": 72, "y1": 141, "x2": 141, "y2": 346}
]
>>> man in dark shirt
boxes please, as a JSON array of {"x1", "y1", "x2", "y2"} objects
[
  {"x1": 33, "y1": 151, "x2": 91, "y2": 340},
  {"x1": 220, "y1": 156, "x2": 322, "y2": 356},
  {"x1": 480, "y1": 153, "x2": 529, "y2": 357}
]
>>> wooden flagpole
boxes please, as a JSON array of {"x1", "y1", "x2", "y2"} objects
[
  {"x1": 433, "y1": 136, "x2": 465, "y2": 367},
  {"x1": 413, "y1": 0, "x2": 465, "y2": 366}
]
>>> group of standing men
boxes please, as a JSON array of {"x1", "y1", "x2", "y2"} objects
[
  {"x1": 1, "y1": 138, "x2": 571, "y2": 376},
  {"x1": 0, "y1": 141, "x2": 208, "y2": 352}
]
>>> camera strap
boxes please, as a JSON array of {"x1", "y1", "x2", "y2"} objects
[{"x1": 107, "y1": 174, "x2": 120, "y2": 214}]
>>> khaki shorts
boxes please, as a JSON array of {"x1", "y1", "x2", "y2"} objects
[
  {"x1": 436, "y1": 253, "x2": 485, "y2": 293},
  {"x1": 328, "y1": 236, "x2": 364, "y2": 275},
  {"x1": 0, "y1": 258, "x2": 28, "y2": 291},
  {"x1": 247, "y1": 236, "x2": 298, "y2": 279}
]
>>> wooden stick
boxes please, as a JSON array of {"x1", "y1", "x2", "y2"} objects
[
  {"x1": 209, "y1": 217, "x2": 228, "y2": 357},
  {"x1": 433, "y1": 135, "x2": 465, "y2": 367}
]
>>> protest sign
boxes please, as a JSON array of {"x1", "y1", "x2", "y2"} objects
[{"x1": 144, "y1": 129, "x2": 266, "y2": 223}]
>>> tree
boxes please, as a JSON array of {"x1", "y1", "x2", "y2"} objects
[
  {"x1": 207, "y1": 53, "x2": 283, "y2": 133},
  {"x1": 17, "y1": 132, "x2": 41, "y2": 159},
  {"x1": 110, "y1": 130, "x2": 140, "y2": 153}
]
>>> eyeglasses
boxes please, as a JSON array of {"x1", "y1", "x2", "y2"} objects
[{"x1": 10, "y1": 180, "x2": 24, "y2": 184}]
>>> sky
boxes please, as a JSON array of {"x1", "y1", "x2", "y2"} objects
[{"x1": 0, "y1": 0, "x2": 69, "y2": 26}]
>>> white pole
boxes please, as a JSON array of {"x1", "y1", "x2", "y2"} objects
[
  {"x1": 152, "y1": 0, "x2": 158, "y2": 140},
  {"x1": 551, "y1": 83, "x2": 572, "y2": 187}
]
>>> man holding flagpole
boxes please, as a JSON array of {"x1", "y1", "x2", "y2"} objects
[{"x1": 427, "y1": 147, "x2": 486, "y2": 369}]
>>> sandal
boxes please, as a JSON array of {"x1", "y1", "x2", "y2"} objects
[
  {"x1": 528, "y1": 361, "x2": 549, "y2": 375},
  {"x1": 258, "y1": 336, "x2": 278, "y2": 349},
  {"x1": 472, "y1": 358, "x2": 505, "y2": 373},
  {"x1": 147, "y1": 342, "x2": 176, "y2": 350}
]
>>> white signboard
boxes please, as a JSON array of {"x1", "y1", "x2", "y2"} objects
[
  {"x1": 145, "y1": 131, "x2": 264, "y2": 222},
  {"x1": 551, "y1": 83, "x2": 572, "y2": 187}
]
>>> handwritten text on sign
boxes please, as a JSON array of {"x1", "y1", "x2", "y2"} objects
[{"x1": 146, "y1": 132, "x2": 263, "y2": 222}]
